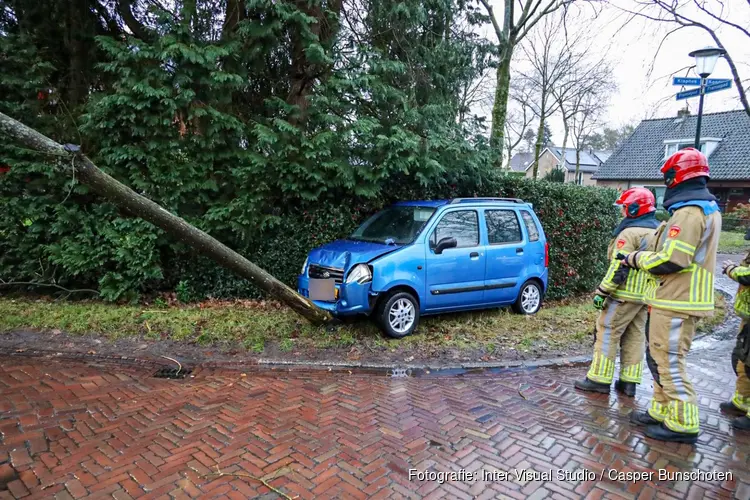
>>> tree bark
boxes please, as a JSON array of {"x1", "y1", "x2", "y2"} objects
[
  {"x1": 223, "y1": 0, "x2": 246, "y2": 37},
  {"x1": 117, "y1": 0, "x2": 153, "y2": 41},
  {"x1": 490, "y1": 47, "x2": 513, "y2": 168},
  {"x1": 286, "y1": 0, "x2": 342, "y2": 126},
  {"x1": 560, "y1": 118, "x2": 569, "y2": 179},
  {"x1": 0, "y1": 112, "x2": 332, "y2": 325},
  {"x1": 575, "y1": 148, "x2": 581, "y2": 183},
  {"x1": 532, "y1": 112, "x2": 546, "y2": 179}
]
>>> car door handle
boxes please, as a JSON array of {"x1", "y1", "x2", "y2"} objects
[
  {"x1": 516, "y1": 248, "x2": 523, "y2": 254},
  {"x1": 470, "y1": 252, "x2": 479, "y2": 258}
]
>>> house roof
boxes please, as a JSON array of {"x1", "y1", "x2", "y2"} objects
[
  {"x1": 593, "y1": 151, "x2": 612, "y2": 164},
  {"x1": 594, "y1": 110, "x2": 750, "y2": 181},
  {"x1": 547, "y1": 147, "x2": 607, "y2": 173},
  {"x1": 509, "y1": 152, "x2": 534, "y2": 172}
]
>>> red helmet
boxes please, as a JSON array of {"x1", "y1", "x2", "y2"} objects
[
  {"x1": 616, "y1": 187, "x2": 656, "y2": 218},
  {"x1": 661, "y1": 147, "x2": 709, "y2": 187}
]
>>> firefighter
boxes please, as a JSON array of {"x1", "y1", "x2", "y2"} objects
[
  {"x1": 622, "y1": 147, "x2": 721, "y2": 444},
  {"x1": 575, "y1": 187, "x2": 659, "y2": 397},
  {"x1": 719, "y1": 229, "x2": 750, "y2": 430}
]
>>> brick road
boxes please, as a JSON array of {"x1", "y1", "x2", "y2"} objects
[{"x1": 1, "y1": 336, "x2": 749, "y2": 500}]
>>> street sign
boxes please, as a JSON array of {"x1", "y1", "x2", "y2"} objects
[
  {"x1": 673, "y1": 77, "x2": 701, "y2": 86},
  {"x1": 707, "y1": 78, "x2": 732, "y2": 85},
  {"x1": 676, "y1": 88, "x2": 701, "y2": 100},
  {"x1": 704, "y1": 80, "x2": 732, "y2": 94},
  {"x1": 672, "y1": 77, "x2": 732, "y2": 86}
]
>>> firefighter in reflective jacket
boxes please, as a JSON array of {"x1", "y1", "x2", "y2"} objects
[
  {"x1": 719, "y1": 232, "x2": 750, "y2": 430},
  {"x1": 622, "y1": 147, "x2": 721, "y2": 444},
  {"x1": 575, "y1": 188, "x2": 659, "y2": 397}
]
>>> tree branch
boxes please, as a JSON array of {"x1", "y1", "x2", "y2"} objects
[
  {"x1": 116, "y1": 0, "x2": 153, "y2": 41},
  {"x1": 619, "y1": 0, "x2": 750, "y2": 118},
  {"x1": 516, "y1": 0, "x2": 573, "y2": 43},
  {"x1": 479, "y1": 0, "x2": 503, "y2": 41},
  {"x1": 0, "y1": 281, "x2": 99, "y2": 295},
  {"x1": 692, "y1": 0, "x2": 750, "y2": 39}
]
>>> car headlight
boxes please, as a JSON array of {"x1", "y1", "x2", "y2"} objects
[
  {"x1": 301, "y1": 257, "x2": 309, "y2": 275},
  {"x1": 345, "y1": 264, "x2": 372, "y2": 284}
]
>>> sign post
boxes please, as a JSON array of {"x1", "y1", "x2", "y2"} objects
[
  {"x1": 694, "y1": 79, "x2": 706, "y2": 149},
  {"x1": 673, "y1": 75, "x2": 731, "y2": 148}
]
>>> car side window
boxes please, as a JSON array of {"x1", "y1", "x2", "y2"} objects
[
  {"x1": 485, "y1": 210, "x2": 522, "y2": 245},
  {"x1": 520, "y1": 211, "x2": 540, "y2": 242},
  {"x1": 430, "y1": 210, "x2": 479, "y2": 249}
]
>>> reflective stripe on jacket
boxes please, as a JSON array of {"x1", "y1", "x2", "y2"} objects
[
  {"x1": 598, "y1": 226, "x2": 655, "y2": 303},
  {"x1": 635, "y1": 205, "x2": 721, "y2": 317}
]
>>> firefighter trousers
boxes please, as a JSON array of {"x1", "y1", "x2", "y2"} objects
[
  {"x1": 730, "y1": 320, "x2": 750, "y2": 416},
  {"x1": 645, "y1": 309, "x2": 700, "y2": 434},
  {"x1": 587, "y1": 298, "x2": 646, "y2": 385}
]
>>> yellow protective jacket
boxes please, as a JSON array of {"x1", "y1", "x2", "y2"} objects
[
  {"x1": 598, "y1": 226, "x2": 656, "y2": 303},
  {"x1": 725, "y1": 250, "x2": 750, "y2": 318},
  {"x1": 630, "y1": 205, "x2": 721, "y2": 317}
]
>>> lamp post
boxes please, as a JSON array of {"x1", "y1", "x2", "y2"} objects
[{"x1": 688, "y1": 46, "x2": 726, "y2": 149}]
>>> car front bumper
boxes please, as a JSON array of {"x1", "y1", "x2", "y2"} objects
[{"x1": 297, "y1": 275, "x2": 376, "y2": 316}]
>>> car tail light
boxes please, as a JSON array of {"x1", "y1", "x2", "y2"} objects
[{"x1": 544, "y1": 242, "x2": 549, "y2": 267}]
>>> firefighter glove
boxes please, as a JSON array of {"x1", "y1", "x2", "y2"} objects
[{"x1": 593, "y1": 293, "x2": 607, "y2": 310}]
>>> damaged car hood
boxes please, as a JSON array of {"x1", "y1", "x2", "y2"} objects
[{"x1": 307, "y1": 239, "x2": 401, "y2": 270}]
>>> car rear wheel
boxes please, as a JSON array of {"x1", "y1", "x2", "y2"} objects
[
  {"x1": 512, "y1": 280, "x2": 542, "y2": 315},
  {"x1": 376, "y1": 291, "x2": 419, "y2": 339}
]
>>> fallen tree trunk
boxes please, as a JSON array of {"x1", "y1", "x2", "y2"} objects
[{"x1": 0, "y1": 112, "x2": 332, "y2": 325}]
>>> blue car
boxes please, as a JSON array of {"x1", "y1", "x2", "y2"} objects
[{"x1": 298, "y1": 198, "x2": 549, "y2": 338}]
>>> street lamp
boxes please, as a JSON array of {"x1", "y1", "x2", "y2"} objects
[{"x1": 688, "y1": 46, "x2": 726, "y2": 149}]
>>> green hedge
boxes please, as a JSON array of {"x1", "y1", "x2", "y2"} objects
[
  {"x1": 2, "y1": 151, "x2": 618, "y2": 302},
  {"x1": 164, "y1": 176, "x2": 620, "y2": 302}
]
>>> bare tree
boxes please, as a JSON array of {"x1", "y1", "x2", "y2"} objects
[
  {"x1": 570, "y1": 92, "x2": 604, "y2": 179},
  {"x1": 503, "y1": 78, "x2": 535, "y2": 169},
  {"x1": 617, "y1": 0, "x2": 750, "y2": 117},
  {"x1": 479, "y1": 0, "x2": 579, "y2": 167},
  {"x1": 517, "y1": 14, "x2": 587, "y2": 178},
  {"x1": 553, "y1": 59, "x2": 616, "y2": 179}
]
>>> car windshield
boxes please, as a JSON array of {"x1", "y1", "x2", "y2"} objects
[{"x1": 349, "y1": 206, "x2": 436, "y2": 245}]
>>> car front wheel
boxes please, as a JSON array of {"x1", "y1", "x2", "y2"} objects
[
  {"x1": 512, "y1": 280, "x2": 543, "y2": 315},
  {"x1": 376, "y1": 291, "x2": 419, "y2": 339}
]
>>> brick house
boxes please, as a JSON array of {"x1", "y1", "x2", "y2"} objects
[{"x1": 594, "y1": 110, "x2": 750, "y2": 212}]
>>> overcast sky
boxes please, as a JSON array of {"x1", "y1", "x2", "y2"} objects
[{"x1": 478, "y1": 0, "x2": 750, "y2": 145}]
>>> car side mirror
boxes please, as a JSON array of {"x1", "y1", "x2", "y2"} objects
[{"x1": 435, "y1": 237, "x2": 457, "y2": 254}]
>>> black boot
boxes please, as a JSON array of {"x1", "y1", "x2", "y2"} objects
[
  {"x1": 574, "y1": 378, "x2": 610, "y2": 394},
  {"x1": 645, "y1": 424, "x2": 698, "y2": 444},
  {"x1": 614, "y1": 380, "x2": 636, "y2": 397},
  {"x1": 630, "y1": 411, "x2": 661, "y2": 426},
  {"x1": 732, "y1": 416, "x2": 750, "y2": 430},
  {"x1": 719, "y1": 401, "x2": 746, "y2": 416}
]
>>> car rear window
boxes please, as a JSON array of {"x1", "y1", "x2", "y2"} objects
[{"x1": 520, "y1": 211, "x2": 540, "y2": 241}]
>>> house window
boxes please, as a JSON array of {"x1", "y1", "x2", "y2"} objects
[
  {"x1": 665, "y1": 141, "x2": 706, "y2": 158},
  {"x1": 576, "y1": 172, "x2": 583, "y2": 185}
]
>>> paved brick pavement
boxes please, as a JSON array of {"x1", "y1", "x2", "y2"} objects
[{"x1": 1, "y1": 337, "x2": 749, "y2": 500}]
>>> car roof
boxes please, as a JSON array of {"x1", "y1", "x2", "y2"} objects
[
  {"x1": 392, "y1": 200, "x2": 450, "y2": 208},
  {"x1": 392, "y1": 199, "x2": 532, "y2": 209}
]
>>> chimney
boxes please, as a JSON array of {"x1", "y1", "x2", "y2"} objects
[{"x1": 677, "y1": 107, "x2": 691, "y2": 118}]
